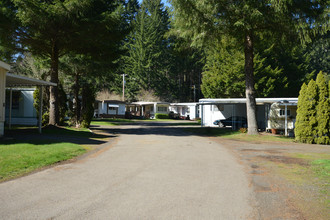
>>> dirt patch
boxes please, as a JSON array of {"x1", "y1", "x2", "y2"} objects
[
  {"x1": 257, "y1": 155, "x2": 310, "y2": 166},
  {"x1": 241, "y1": 148, "x2": 283, "y2": 154},
  {"x1": 211, "y1": 137, "x2": 329, "y2": 220}
]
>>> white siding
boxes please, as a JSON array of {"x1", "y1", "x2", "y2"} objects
[
  {"x1": 201, "y1": 104, "x2": 246, "y2": 127},
  {"x1": 98, "y1": 102, "x2": 125, "y2": 116}
]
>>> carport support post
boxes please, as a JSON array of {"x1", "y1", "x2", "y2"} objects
[
  {"x1": 38, "y1": 86, "x2": 43, "y2": 134},
  {"x1": 201, "y1": 104, "x2": 204, "y2": 127},
  {"x1": 285, "y1": 104, "x2": 288, "y2": 136},
  {"x1": 9, "y1": 88, "x2": 12, "y2": 129},
  {"x1": 154, "y1": 103, "x2": 157, "y2": 118}
]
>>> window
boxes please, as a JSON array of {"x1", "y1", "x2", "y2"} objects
[
  {"x1": 109, "y1": 107, "x2": 117, "y2": 111},
  {"x1": 279, "y1": 109, "x2": 291, "y2": 116},
  {"x1": 157, "y1": 106, "x2": 167, "y2": 112}
]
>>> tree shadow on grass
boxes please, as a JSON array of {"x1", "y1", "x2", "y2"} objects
[{"x1": 1, "y1": 126, "x2": 114, "y2": 146}]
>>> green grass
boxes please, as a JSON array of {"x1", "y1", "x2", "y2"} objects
[
  {"x1": 91, "y1": 118, "x2": 134, "y2": 126},
  {"x1": 271, "y1": 153, "x2": 330, "y2": 219},
  {"x1": 0, "y1": 125, "x2": 111, "y2": 181},
  {"x1": 0, "y1": 140, "x2": 86, "y2": 181},
  {"x1": 185, "y1": 127, "x2": 294, "y2": 142},
  {"x1": 141, "y1": 118, "x2": 177, "y2": 121},
  {"x1": 312, "y1": 159, "x2": 330, "y2": 179}
]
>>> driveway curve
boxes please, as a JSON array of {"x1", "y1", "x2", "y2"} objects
[{"x1": 0, "y1": 122, "x2": 253, "y2": 219}]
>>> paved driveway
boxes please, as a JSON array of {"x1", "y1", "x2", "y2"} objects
[{"x1": 0, "y1": 123, "x2": 253, "y2": 219}]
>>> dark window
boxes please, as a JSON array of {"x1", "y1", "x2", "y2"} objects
[{"x1": 279, "y1": 109, "x2": 291, "y2": 116}]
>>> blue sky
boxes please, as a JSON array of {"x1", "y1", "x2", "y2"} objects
[{"x1": 137, "y1": 0, "x2": 171, "y2": 7}]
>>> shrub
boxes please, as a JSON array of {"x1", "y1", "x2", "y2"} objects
[
  {"x1": 315, "y1": 72, "x2": 330, "y2": 145},
  {"x1": 155, "y1": 113, "x2": 169, "y2": 119},
  {"x1": 239, "y1": 127, "x2": 247, "y2": 133},
  {"x1": 295, "y1": 72, "x2": 329, "y2": 145}
]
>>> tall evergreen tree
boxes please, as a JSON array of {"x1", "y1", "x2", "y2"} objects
[
  {"x1": 170, "y1": 37, "x2": 205, "y2": 102},
  {"x1": 201, "y1": 38, "x2": 283, "y2": 98},
  {"x1": 171, "y1": 0, "x2": 328, "y2": 135},
  {"x1": 122, "y1": 0, "x2": 172, "y2": 101},
  {"x1": 12, "y1": 0, "x2": 126, "y2": 125},
  {"x1": 315, "y1": 72, "x2": 330, "y2": 144},
  {"x1": 0, "y1": 0, "x2": 18, "y2": 61},
  {"x1": 306, "y1": 32, "x2": 330, "y2": 75},
  {"x1": 201, "y1": 38, "x2": 245, "y2": 98}
]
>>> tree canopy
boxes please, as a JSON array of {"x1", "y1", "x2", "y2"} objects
[{"x1": 171, "y1": 0, "x2": 329, "y2": 134}]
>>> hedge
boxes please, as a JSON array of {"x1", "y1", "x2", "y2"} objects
[{"x1": 155, "y1": 113, "x2": 169, "y2": 119}]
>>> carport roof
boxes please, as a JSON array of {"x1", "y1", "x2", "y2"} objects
[
  {"x1": 170, "y1": 102, "x2": 198, "y2": 106},
  {"x1": 199, "y1": 98, "x2": 298, "y2": 105},
  {"x1": 129, "y1": 101, "x2": 170, "y2": 105},
  {"x1": 6, "y1": 73, "x2": 57, "y2": 87},
  {"x1": 0, "y1": 60, "x2": 11, "y2": 71}
]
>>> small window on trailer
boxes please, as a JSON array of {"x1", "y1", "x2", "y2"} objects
[{"x1": 279, "y1": 109, "x2": 291, "y2": 116}]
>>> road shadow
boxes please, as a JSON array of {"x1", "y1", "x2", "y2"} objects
[{"x1": 90, "y1": 122, "x2": 234, "y2": 137}]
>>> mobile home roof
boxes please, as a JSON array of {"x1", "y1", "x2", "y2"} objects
[{"x1": 199, "y1": 98, "x2": 298, "y2": 105}]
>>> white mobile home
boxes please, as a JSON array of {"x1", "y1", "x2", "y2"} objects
[
  {"x1": 95, "y1": 100, "x2": 126, "y2": 118},
  {"x1": 1, "y1": 60, "x2": 56, "y2": 136},
  {"x1": 199, "y1": 98, "x2": 298, "y2": 135},
  {"x1": 169, "y1": 103, "x2": 199, "y2": 120},
  {"x1": 126, "y1": 102, "x2": 170, "y2": 119},
  {"x1": 268, "y1": 100, "x2": 297, "y2": 134}
]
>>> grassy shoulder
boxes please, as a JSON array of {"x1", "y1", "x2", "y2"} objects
[
  {"x1": 268, "y1": 153, "x2": 330, "y2": 219},
  {"x1": 185, "y1": 127, "x2": 294, "y2": 143},
  {"x1": 0, "y1": 140, "x2": 86, "y2": 182}
]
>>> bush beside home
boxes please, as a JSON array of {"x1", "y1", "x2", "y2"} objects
[
  {"x1": 155, "y1": 113, "x2": 169, "y2": 119},
  {"x1": 295, "y1": 72, "x2": 329, "y2": 145}
]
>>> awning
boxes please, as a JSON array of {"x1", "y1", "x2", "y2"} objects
[
  {"x1": 5, "y1": 73, "x2": 56, "y2": 134},
  {"x1": 108, "y1": 104, "x2": 119, "y2": 108},
  {"x1": 6, "y1": 73, "x2": 57, "y2": 87}
]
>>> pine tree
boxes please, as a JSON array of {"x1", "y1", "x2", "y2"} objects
[
  {"x1": 123, "y1": 0, "x2": 171, "y2": 100},
  {"x1": 171, "y1": 0, "x2": 328, "y2": 135},
  {"x1": 13, "y1": 0, "x2": 126, "y2": 125},
  {"x1": 315, "y1": 72, "x2": 330, "y2": 144},
  {"x1": 295, "y1": 83, "x2": 309, "y2": 143}
]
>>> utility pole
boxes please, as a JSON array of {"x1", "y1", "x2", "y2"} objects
[
  {"x1": 193, "y1": 85, "x2": 196, "y2": 102},
  {"x1": 122, "y1": 74, "x2": 126, "y2": 101}
]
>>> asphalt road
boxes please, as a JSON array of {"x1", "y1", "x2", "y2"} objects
[{"x1": 0, "y1": 123, "x2": 253, "y2": 219}]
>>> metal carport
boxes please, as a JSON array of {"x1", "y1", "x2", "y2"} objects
[{"x1": 0, "y1": 61, "x2": 56, "y2": 136}]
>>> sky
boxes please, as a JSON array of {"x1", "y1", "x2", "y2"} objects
[{"x1": 137, "y1": 0, "x2": 171, "y2": 8}]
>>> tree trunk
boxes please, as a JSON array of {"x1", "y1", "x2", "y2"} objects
[
  {"x1": 74, "y1": 73, "x2": 81, "y2": 126},
  {"x1": 49, "y1": 41, "x2": 59, "y2": 125},
  {"x1": 244, "y1": 32, "x2": 259, "y2": 135}
]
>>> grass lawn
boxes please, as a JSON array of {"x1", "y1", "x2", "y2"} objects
[
  {"x1": 0, "y1": 125, "x2": 111, "y2": 182},
  {"x1": 185, "y1": 127, "x2": 294, "y2": 143},
  {"x1": 0, "y1": 140, "x2": 86, "y2": 182},
  {"x1": 91, "y1": 118, "x2": 134, "y2": 126}
]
